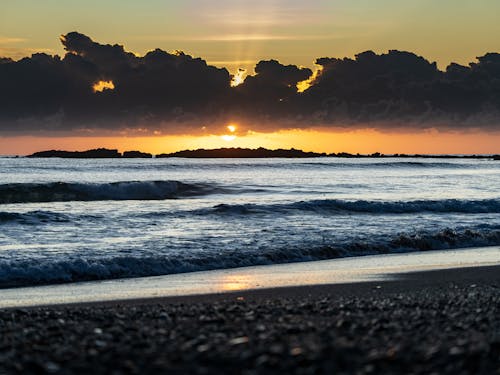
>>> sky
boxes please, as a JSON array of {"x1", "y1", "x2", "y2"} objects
[{"x1": 1, "y1": 0, "x2": 500, "y2": 154}]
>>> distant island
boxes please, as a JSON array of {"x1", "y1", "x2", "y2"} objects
[
  {"x1": 27, "y1": 148, "x2": 152, "y2": 158},
  {"x1": 156, "y1": 148, "x2": 326, "y2": 158},
  {"x1": 26, "y1": 147, "x2": 500, "y2": 159}
]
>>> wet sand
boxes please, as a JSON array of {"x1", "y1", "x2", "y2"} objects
[
  {"x1": 1, "y1": 265, "x2": 499, "y2": 374},
  {"x1": 2, "y1": 246, "x2": 499, "y2": 308}
]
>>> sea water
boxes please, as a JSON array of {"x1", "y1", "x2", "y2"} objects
[{"x1": 0, "y1": 157, "x2": 499, "y2": 287}]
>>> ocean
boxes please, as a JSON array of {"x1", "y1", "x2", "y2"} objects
[{"x1": 0, "y1": 157, "x2": 499, "y2": 288}]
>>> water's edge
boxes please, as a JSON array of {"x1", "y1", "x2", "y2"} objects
[{"x1": 0, "y1": 246, "x2": 498, "y2": 309}]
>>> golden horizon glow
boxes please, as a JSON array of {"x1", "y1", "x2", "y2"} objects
[
  {"x1": 220, "y1": 124, "x2": 238, "y2": 141},
  {"x1": 2, "y1": 3, "x2": 499, "y2": 160},
  {"x1": 2, "y1": 129, "x2": 500, "y2": 156},
  {"x1": 92, "y1": 80, "x2": 115, "y2": 93},
  {"x1": 221, "y1": 134, "x2": 236, "y2": 142}
]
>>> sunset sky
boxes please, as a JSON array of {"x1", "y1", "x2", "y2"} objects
[{"x1": 1, "y1": 0, "x2": 500, "y2": 155}]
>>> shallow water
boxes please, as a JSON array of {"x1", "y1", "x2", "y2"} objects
[
  {"x1": 0, "y1": 157, "x2": 499, "y2": 287},
  {"x1": 0, "y1": 246, "x2": 498, "y2": 308}
]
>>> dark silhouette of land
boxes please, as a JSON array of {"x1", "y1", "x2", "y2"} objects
[
  {"x1": 122, "y1": 150, "x2": 153, "y2": 158},
  {"x1": 27, "y1": 147, "x2": 500, "y2": 159},
  {"x1": 156, "y1": 147, "x2": 326, "y2": 158},
  {"x1": 27, "y1": 148, "x2": 152, "y2": 158}
]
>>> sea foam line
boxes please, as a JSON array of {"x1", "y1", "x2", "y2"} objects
[{"x1": 1, "y1": 227, "x2": 499, "y2": 288}]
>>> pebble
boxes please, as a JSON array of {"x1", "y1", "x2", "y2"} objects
[{"x1": 0, "y1": 282, "x2": 498, "y2": 374}]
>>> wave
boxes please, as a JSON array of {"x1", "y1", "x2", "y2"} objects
[
  {"x1": 0, "y1": 181, "x2": 230, "y2": 204},
  {"x1": 198, "y1": 198, "x2": 500, "y2": 215},
  {"x1": 1, "y1": 227, "x2": 499, "y2": 288},
  {"x1": 0, "y1": 210, "x2": 71, "y2": 224},
  {"x1": 151, "y1": 160, "x2": 489, "y2": 170},
  {"x1": 2, "y1": 198, "x2": 499, "y2": 226},
  {"x1": 365, "y1": 161, "x2": 489, "y2": 169},
  {"x1": 300, "y1": 161, "x2": 479, "y2": 169}
]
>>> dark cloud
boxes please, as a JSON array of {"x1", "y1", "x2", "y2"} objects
[
  {"x1": 0, "y1": 32, "x2": 231, "y2": 134},
  {"x1": 0, "y1": 32, "x2": 499, "y2": 135},
  {"x1": 230, "y1": 60, "x2": 311, "y2": 122},
  {"x1": 300, "y1": 50, "x2": 500, "y2": 128}
]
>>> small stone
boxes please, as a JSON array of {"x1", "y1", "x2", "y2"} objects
[
  {"x1": 256, "y1": 324, "x2": 266, "y2": 332},
  {"x1": 449, "y1": 346, "x2": 463, "y2": 356},
  {"x1": 159, "y1": 312, "x2": 170, "y2": 321},
  {"x1": 197, "y1": 344, "x2": 210, "y2": 352},
  {"x1": 94, "y1": 339, "x2": 107, "y2": 348},
  {"x1": 45, "y1": 361, "x2": 60, "y2": 373},
  {"x1": 229, "y1": 336, "x2": 249, "y2": 345}
]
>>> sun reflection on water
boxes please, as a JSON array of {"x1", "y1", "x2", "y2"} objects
[{"x1": 222, "y1": 274, "x2": 256, "y2": 291}]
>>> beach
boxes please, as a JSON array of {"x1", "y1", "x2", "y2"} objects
[
  {"x1": 1, "y1": 265, "x2": 499, "y2": 374},
  {"x1": 2, "y1": 4, "x2": 500, "y2": 373}
]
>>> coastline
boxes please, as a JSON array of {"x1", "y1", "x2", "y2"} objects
[
  {"x1": 21, "y1": 263, "x2": 500, "y2": 309},
  {"x1": 1, "y1": 264, "x2": 498, "y2": 374},
  {"x1": 1, "y1": 245, "x2": 499, "y2": 309}
]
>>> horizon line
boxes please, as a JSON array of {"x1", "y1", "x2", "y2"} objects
[{"x1": 9, "y1": 147, "x2": 500, "y2": 158}]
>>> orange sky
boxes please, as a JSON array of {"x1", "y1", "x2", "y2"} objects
[
  {"x1": 2, "y1": 3, "x2": 500, "y2": 155},
  {"x1": 2, "y1": 129, "x2": 499, "y2": 156}
]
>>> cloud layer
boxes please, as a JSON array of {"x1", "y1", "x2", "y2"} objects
[{"x1": 1, "y1": 32, "x2": 499, "y2": 135}]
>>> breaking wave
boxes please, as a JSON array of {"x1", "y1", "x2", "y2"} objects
[
  {"x1": 0, "y1": 181, "x2": 230, "y2": 204},
  {"x1": 1, "y1": 227, "x2": 499, "y2": 288},
  {"x1": 3, "y1": 198, "x2": 498, "y2": 226},
  {"x1": 199, "y1": 198, "x2": 500, "y2": 215}
]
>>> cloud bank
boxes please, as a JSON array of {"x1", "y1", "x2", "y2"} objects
[{"x1": 1, "y1": 32, "x2": 499, "y2": 135}]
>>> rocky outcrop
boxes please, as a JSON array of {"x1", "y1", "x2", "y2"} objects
[
  {"x1": 122, "y1": 151, "x2": 153, "y2": 158},
  {"x1": 27, "y1": 148, "x2": 121, "y2": 158},
  {"x1": 28, "y1": 149, "x2": 152, "y2": 158},
  {"x1": 157, "y1": 147, "x2": 326, "y2": 158}
]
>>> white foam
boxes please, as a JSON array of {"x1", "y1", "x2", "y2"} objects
[{"x1": 0, "y1": 246, "x2": 498, "y2": 308}]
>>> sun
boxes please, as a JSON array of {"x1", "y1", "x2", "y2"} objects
[
  {"x1": 221, "y1": 135, "x2": 236, "y2": 142},
  {"x1": 220, "y1": 124, "x2": 237, "y2": 142}
]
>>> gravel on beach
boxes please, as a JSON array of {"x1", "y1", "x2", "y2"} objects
[{"x1": 0, "y1": 266, "x2": 499, "y2": 374}]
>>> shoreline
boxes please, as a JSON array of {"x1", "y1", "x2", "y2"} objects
[
  {"x1": 1, "y1": 264, "x2": 498, "y2": 374},
  {"x1": 28, "y1": 263, "x2": 500, "y2": 309},
  {"x1": 1, "y1": 245, "x2": 499, "y2": 309}
]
